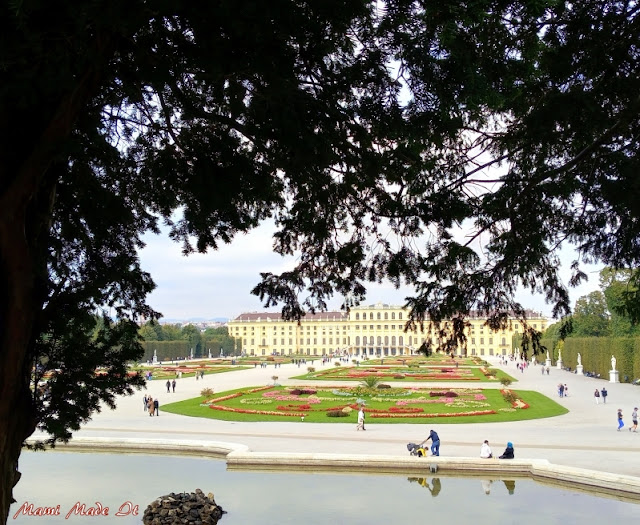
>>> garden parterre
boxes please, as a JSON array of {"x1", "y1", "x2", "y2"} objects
[
  {"x1": 162, "y1": 385, "x2": 565, "y2": 424},
  {"x1": 295, "y1": 365, "x2": 512, "y2": 382}
]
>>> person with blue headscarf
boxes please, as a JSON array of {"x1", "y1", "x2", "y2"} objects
[{"x1": 499, "y1": 441, "x2": 514, "y2": 459}]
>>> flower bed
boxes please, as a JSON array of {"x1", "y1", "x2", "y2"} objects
[{"x1": 195, "y1": 385, "x2": 520, "y2": 420}]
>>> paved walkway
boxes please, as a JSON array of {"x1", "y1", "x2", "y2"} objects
[{"x1": 37, "y1": 357, "x2": 640, "y2": 478}]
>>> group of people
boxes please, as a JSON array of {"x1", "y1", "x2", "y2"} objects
[
  {"x1": 617, "y1": 407, "x2": 638, "y2": 432},
  {"x1": 417, "y1": 431, "x2": 515, "y2": 459},
  {"x1": 480, "y1": 439, "x2": 514, "y2": 459},
  {"x1": 143, "y1": 395, "x2": 159, "y2": 416},
  {"x1": 557, "y1": 383, "x2": 568, "y2": 397},
  {"x1": 166, "y1": 379, "x2": 177, "y2": 393},
  {"x1": 593, "y1": 387, "x2": 608, "y2": 404}
]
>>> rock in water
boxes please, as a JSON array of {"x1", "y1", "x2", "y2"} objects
[{"x1": 143, "y1": 489, "x2": 225, "y2": 524}]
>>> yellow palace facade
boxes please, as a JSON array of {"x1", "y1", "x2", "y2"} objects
[{"x1": 227, "y1": 302, "x2": 547, "y2": 358}]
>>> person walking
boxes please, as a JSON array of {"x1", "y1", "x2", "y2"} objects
[
  {"x1": 617, "y1": 408, "x2": 624, "y2": 431},
  {"x1": 143, "y1": 394, "x2": 148, "y2": 411},
  {"x1": 154, "y1": 398, "x2": 159, "y2": 416},
  {"x1": 172, "y1": 379, "x2": 176, "y2": 393},
  {"x1": 594, "y1": 389, "x2": 600, "y2": 404},
  {"x1": 357, "y1": 406, "x2": 366, "y2": 431},
  {"x1": 563, "y1": 384, "x2": 568, "y2": 397},
  {"x1": 601, "y1": 387, "x2": 608, "y2": 404},
  {"x1": 166, "y1": 380, "x2": 171, "y2": 393},
  {"x1": 630, "y1": 407, "x2": 638, "y2": 432},
  {"x1": 147, "y1": 396, "x2": 154, "y2": 416},
  {"x1": 421, "y1": 429, "x2": 441, "y2": 456}
]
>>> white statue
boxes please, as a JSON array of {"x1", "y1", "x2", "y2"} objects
[
  {"x1": 546, "y1": 350, "x2": 550, "y2": 360},
  {"x1": 558, "y1": 349, "x2": 562, "y2": 361},
  {"x1": 611, "y1": 355, "x2": 616, "y2": 371},
  {"x1": 577, "y1": 353, "x2": 582, "y2": 366}
]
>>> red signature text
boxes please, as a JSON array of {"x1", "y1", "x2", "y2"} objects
[{"x1": 13, "y1": 501, "x2": 138, "y2": 519}]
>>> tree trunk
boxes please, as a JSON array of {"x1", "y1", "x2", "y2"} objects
[
  {"x1": 0, "y1": 214, "x2": 39, "y2": 525},
  {"x1": 0, "y1": 28, "x2": 113, "y2": 518}
]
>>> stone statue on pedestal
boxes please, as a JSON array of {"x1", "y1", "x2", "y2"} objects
[
  {"x1": 611, "y1": 355, "x2": 616, "y2": 371},
  {"x1": 577, "y1": 353, "x2": 582, "y2": 365}
]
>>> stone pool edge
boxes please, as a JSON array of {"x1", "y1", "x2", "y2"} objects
[{"x1": 25, "y1": 436, "x2": 640, "y2": 502}]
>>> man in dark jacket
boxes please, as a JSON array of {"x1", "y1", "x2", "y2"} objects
[
  {"x1": 154, "y1": 398, "x2": 159, "y2": 416},
  {"x1": 421, "y1": 429, "x2": 440, "y2": 456}
]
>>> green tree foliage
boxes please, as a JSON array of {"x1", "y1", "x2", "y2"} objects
[
  {"x1": 2, "y1": 2, "x2": 640, "y2": 523},
  {"x1": 571, "y1": 291, "x2": 611, "y2": 337},
  {"x1": 600, "y1": 268, "x2": 640, "y2": 336},
  {"x1": 161, "y1": 324, "x2": 183, "y2": 341},
  {"x1": 180, "y1": 325, "x2": 203, "y2": 357},
  {"x1": 139, "y1": 321, "x2": 165, "y2": 342},
  {"x1": 203, "y1": 327, "x2": 236, "y2": 357}
]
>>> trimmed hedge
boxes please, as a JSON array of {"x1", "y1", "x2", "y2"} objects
[{"x1": 559, "y1": 337, "x2": 640, "y2": 382}]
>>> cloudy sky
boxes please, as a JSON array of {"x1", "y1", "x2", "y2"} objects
[{"x1": 137, "y1": 220, "x2": 603, "y2": 322}]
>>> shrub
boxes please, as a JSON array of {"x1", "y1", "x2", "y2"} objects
[
  {"x1": 307, "y1": 367, "x2": 316, "y2": 373},
  {"x1": 266, "y1": 356, "x2": 275, "y2": 361},
  {"x1": 334, "y1": 361, "x2": 341, "y2": 366},
  {"x1": 200, "y1": 387, "x2": 214, "y2": 397},
  {"x1": 500, "y1": 377, "x2": 513, "y2": 387},
  {"x1": 377, "y1": 383, "x2": 391, "y2": 389},
  {"x1": 443, "y1": 391, "x2": 458, "y2": 397},
  {"x1": 326, "y1": 410, "x2": 349, "y2": 417},
  {"x1": 360, "y1": 376, "x2": 382, "y2": 389},
  {"x1": 393, "y1": 374, "x2": 405, "y2": 379},
  {"x1": 501, "y1": 390, "x2": 517, "y2": 404},
  {"x1": 484, "y1": 368, "x2": 498, "y2": 377},
  {"x1": 290, "y1": 388, "x2": 317, "y2": 395}
]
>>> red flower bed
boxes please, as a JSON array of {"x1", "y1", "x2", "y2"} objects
[
  {"x1": 209, "y1": 405, "x2": 306, "y2": 417},
  {"x1": 277, "y1": 404, "x2": 311, "y2": 411},
  {"x1": 388, "y1": 406, "x2": 424, "y2": 413}
]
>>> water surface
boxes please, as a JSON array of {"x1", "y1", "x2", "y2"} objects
[{"x1": 11, "y1": 452, "x2": 638, "y2": 524}]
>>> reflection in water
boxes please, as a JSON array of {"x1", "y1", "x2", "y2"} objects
[
  {"x1": 409, "y1": 477, "x2": 515, "y2": 498},
  {"x1": 503, "y1": 480, "x2": 516, "y2": 495},
  {"x1": 407, "y1": 477, "x2": 441, "y2": 497},
  {"x1": 12, "y1": 453, "x2": 637, "y2": 525}
]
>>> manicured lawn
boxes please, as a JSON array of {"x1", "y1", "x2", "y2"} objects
[{"x1": 162, "y1": 385, "x2": 567, "y2": 424}]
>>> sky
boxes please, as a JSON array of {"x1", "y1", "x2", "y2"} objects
[{"x1": 137, "y1": 221, "x2": 604, "y2": 323}]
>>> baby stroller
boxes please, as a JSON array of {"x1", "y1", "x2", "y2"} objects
[{"x1": 407, "y1": 443, "x2": 427, "y2": 457}]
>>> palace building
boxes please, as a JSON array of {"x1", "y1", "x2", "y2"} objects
[{"x1": 227, "y1": 302, "x2": 547, "y2": 358}]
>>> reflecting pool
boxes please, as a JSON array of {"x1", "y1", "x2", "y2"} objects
[{"x1": 11, "y1": 452, "x2": 639, "y2": 524}]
